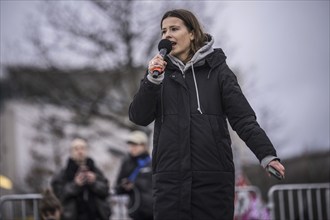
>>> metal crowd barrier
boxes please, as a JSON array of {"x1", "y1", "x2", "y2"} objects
[
  {"x1": 268, "y1": 183, "x2": 330, "y2": 220},
  {"x1": 1, "y1": 183, "x2": 329, "y2": 220},
  {"x1": 0, "y1": 193, "x2": 131, "y2": 220},
  {"x1": 110, "y1": 194, "x2": 131, "y2": 220},
  {"x1": 0, "y1": 193, "x2": 42, "y2": 220},
  {"x1": 0, "y1": 186, "x2": 262, "y2": 220}
]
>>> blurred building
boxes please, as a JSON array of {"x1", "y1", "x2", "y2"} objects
[{"x1": 0, "y1": 65, "x2": 148, "y2": 194}]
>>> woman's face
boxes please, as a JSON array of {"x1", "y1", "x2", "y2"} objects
[{"x1": 161, "y1": 17, "x2": 194, "y2": 62}]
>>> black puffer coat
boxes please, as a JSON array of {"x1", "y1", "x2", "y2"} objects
[{"x1": 129, "y1": 39, "x2": 277, "y2": 220}]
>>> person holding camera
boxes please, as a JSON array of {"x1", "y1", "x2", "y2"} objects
[{"x1": 51, "y1": 138, "x2": 111, "y2": 220}]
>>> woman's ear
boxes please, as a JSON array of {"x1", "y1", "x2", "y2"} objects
[{"x1": 190, "y1": 32, "x2": 194, "y2": 41}]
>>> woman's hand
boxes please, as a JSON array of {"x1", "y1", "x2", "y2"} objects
[
  {"x1": 267, "y1": 160, "x2": 285, "y2": 179},
  {"x1": 148, "y1": 54, "x2": 167, "y2": 75}
]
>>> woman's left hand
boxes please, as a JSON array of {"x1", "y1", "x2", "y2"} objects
[
  {"x1": 268, "y1": 160, "x2": 285, "y2": 179},
  {"x1": 148, "y1": 54, "x2": 167, "y2": 74}
]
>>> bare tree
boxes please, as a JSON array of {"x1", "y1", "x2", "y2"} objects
[
  {"x1": 9, "y1": 0, "x2": 212, "y2": 192},
  {"x1": 22, "y1": 1, "x2": 211, "y2": 126}
]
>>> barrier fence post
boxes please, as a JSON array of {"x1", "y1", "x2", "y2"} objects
[{"x1": 268, "y1": 183, "x2": 330, "y2": 220}]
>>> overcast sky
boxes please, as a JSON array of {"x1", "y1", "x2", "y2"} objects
[
  {"x1": 213, "y1": 1, "x2": 329, "y2": 157},
  {"x1": 1, "y1": 1, "x2": 329, "y2": 158}
]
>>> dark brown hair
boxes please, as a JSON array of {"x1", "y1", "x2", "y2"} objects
[
  {"x1": 39, "y1": 189, "x2": 62, "y2": 217},
  {"x1": 161, "y1": 9, "x2": 208, "y2": 62}
]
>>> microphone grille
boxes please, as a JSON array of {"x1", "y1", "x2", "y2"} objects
[{"x1": 158, "y1": 39, "x2": 172, "y2": 54}]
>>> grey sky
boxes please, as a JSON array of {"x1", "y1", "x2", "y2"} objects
[
  {"x1": 211, "y1": 1, "x2": 329, "y2": 157},
  {"x1": 1, "y1": 1, "x2": 329, "y2": 158}
]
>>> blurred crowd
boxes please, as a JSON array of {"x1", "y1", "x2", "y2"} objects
[
  {"x1": 37, "y1": 132, "x2": 269, "y2": 220},
  {"x1": 40, "y1": 131, "x2": 153, "y2": 220}
]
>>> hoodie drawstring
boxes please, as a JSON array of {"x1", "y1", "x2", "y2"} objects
[{"x1": 191, "y1": 62, "x2": 203, "y2": 114}]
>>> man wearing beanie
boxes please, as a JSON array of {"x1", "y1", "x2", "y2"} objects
[{"x1": 115, "y1": 131, "x2": 153, "y2": 220}]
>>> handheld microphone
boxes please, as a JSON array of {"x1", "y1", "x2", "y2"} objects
[{"x1": 152, "y1": 39, "x2": 172, "y2": 78}]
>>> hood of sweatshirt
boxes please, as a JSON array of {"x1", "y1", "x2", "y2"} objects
[
  {"x1": 166, "y1": 34, "x2": 218, "y2": 114},
  {"x1": 167, "y1": 34, "x2": 215, "y2": 73}
]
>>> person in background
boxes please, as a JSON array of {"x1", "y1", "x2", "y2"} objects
[
  {"x1": 51, "y1": 138, "x2": 111, "y2": 220},
  {"x1": 39, "y1": 188, "x2": 62, "y2": 220},
  {"x1": 115, "y1": 130, "x2": 153, "y2": 220},
  {"x1": 128, "y1": 8, "x2": 285, "y2": 220}
]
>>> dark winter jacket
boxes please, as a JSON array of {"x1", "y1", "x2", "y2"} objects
[
  {"x1": 51, "y1": 158, "x2": 111, "y2": 220},
  {"x1": 129, "y1": 36, "x2": 277, "y2": 220},
  {"x1": 115, "y1": 153, "x2": 153, "y2": 219}
]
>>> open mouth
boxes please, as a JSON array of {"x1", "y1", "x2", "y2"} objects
[{"x1": 171, "y1": 41, "x2": 177, "y2": 47}]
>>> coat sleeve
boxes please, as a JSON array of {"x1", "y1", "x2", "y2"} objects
[
  {"x1": 89, "y1": 167, "x2": 110, "y2": 199},
  {"x1": 129, "y1": 75, "x2": 161, "y2": 126},
  {"x1": 51, "y1": 170, "x2": 82, "y2": 201},
  {"x1": 219, "y1": 62, "x2": 277, "y2": 162},
  {"x1": 114, "y1": 162, "x2": 128, "y2": 194}
]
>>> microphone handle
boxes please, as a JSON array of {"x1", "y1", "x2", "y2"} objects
[
  {"x1": 152, "y1": 48, "x2": 168, "y2": 78},
  {"x1": 152, "y1": 69, "x2": 162, "y2": 78}
]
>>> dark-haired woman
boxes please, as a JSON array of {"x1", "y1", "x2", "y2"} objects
[{"x1": 129, "y1": 9, "x2": 285, "y2": 220}]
